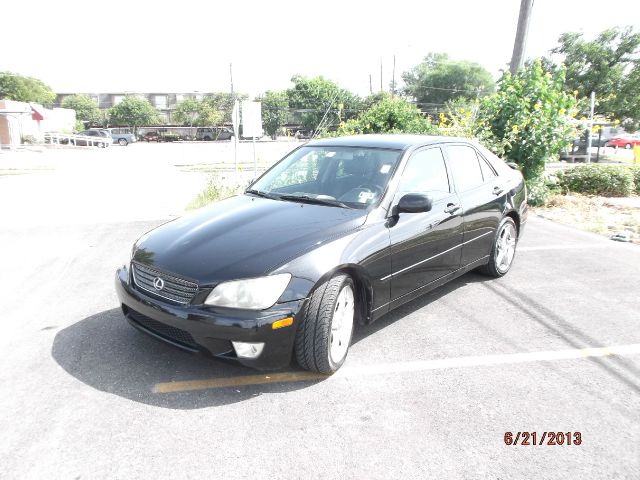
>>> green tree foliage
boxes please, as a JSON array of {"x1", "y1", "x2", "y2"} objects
[
  {"x1": 287, "y1": 75, "x2": 362, "y2": 131},
  {"x1": 478, "y1": 60, "x2": 576, "y2": 181},
  {"x1": 401, "y1": 53, "x2": 495, "y2": 109},
  {"x1": 0, "y1": 71, "x2": 56, "y2": 105},
  {"x1": 174, "y1": 98, "x2": 201, "y2": 127},
  {"x1": 108, "y1": 96, "x2": 160, "y2": 131},
  {"x1": 61, "y1": 94, "x2": 101, "y2": 126},
  {"x1": 257, "y1": 90, "x2": 289, "y2": 139},
  {"x1": 549, "y1": 27, "x2": 640, "y2": 128},
  {"x1": 337, "y1": 94, "x2": 435, "y2": 135},
  {"x1": 202, "y1": 93, "x2": 248, "y2": 124}
]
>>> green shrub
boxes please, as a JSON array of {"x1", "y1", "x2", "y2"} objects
[
  {"x1": 557, "y1": 165, "x2": 634, "y2": 196},
  {"x1": 630, "y1": 166, "x2": 640, "y2": 194},
  {"x1": 526, "y1": 177, "x2": 551, "y2": 206},
  {"x1": 187, "y1": 175, "x2": 243, "y2": 210}
]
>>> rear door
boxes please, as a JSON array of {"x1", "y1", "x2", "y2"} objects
[
  {"x1": 389, "y1": 146, "x2": 463, "y2": 301},
  {"x1": 445, "y1": 144, "x2": 503, "y2": 266}
]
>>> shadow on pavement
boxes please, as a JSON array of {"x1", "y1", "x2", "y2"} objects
[
  {"x1": 51, "y1": 308, "x2": 324, "y2": 410},
  {"x1": 51, "y1": 273, "x2": 490, "y2": 410}
]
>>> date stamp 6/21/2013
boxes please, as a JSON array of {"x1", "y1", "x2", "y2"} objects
[{"x1": 504, "y1": 431, "x2": 582, "y2": 446}]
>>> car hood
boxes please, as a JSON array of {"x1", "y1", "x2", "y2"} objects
[{"x1": 132, "y1": 194, "x2": 368, "y2": 285}]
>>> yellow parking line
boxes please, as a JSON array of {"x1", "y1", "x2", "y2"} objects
[
  {"x1": 153, "y1": 371, "x2": 327, "y2": 393},
  {"x1": 152, "y1": 343, "x2": 640, "y2": 394}
]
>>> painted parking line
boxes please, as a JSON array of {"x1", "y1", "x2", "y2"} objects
[
  {"x1": 152, "y1": 343, "x2": 640, "y2": 394},
  {"x1": 153, "y1": 371, "x2": 327, "y2": 393},
  {"x1": 518, "y1": 243, "x2": 617, "y2": 252}
]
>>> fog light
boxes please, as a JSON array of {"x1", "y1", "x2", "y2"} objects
[{"x1": 232, "y1": 342, "x2": 265, "y2": 359}]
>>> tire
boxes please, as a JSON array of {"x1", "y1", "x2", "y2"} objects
[
  {"x1": 478, "y1": 216, "x2": 518, "y2": 278},
  {"x1": 625, "y1": 143, "x2": 632, "y2": 149},
  {"x1": 118, "y1": 138, "x2": 128, "y2": 146},
  {"x1": 204, "y1": 136, "x2": 212, "y2": 141},
  {"x1": 295, "y1": 274, "x2": 355, "y2": 374}
]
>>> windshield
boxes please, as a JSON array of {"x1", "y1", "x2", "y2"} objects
[{"x1": 249, "y1": 146, "x2": 402, "y2": 209}]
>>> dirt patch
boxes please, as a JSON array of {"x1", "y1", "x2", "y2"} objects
[{"x1": 533, "y1": 194, "x2": 640, "y2": 244}]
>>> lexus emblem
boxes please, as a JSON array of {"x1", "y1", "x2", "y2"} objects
[{"x1": 153, "y1": 277, "x2": 165, "y2": 291}]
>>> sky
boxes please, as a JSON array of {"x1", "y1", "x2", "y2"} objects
[{"x1": 2, "y1": 0, "x2": 639, "y2": 97}]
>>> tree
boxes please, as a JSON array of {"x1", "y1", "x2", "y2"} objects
[
  {"x1": 108, "y1": 96, "x2": 160, "y2": 132},
  {"x1": 477, "y1": 60, "x2": 576, "y2": 182},
  {"x1": 401, "y1": 53, "x2": 495, "y2": 109},
  {"x1": 173, "y1": 98, "x2": 200, "y2": 127},
  {"x1": 202, "y1": 92, "x2": 248, "y2": 124},
  {"x1": 0, "y1": 71, "x2": 56, "y2": 105},
  {"x1": 61, "y1": 94, "x2": 101, "y2": 127},
  {"x1": 548, "y1": 27, "x2": 640, "y2": 129},
  {"x1": 337, "y1": 94, "x2": 435, "y2": 135},
  {"x1": 258, "y1": 91, "x2": 289, "y2": 138},
  {"x1": 287, "y1": 75, "x2": 362, "y2": 131}
]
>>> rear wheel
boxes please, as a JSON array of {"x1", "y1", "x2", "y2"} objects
[
  {"x1": 118, "y1": 138, "x2": 128, "y2": 146},
  {"x1": 295, "y1": 274, "x2": 355, "y2": 374},
  {"x1": 478, "y1": 217, "x2": 518, "y2": 278},
  {"x1": 625, "y1": 143, "x2": 632, "y2": 149}
]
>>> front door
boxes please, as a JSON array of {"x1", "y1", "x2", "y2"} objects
[{"x1": 388, "y1": 147, "x2": 463, "y2": 302}]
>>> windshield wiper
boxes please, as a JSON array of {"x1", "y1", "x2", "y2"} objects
[
  {"x1": 277, "y1": 194, "x2": 352, "y2": 209},
  {"x1": 245, "y1": 189, "x2": 280, "y2": 200}
]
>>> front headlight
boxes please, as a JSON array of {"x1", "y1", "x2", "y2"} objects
[{"x1": 204, "y1": 274, "x2": 291, "y2": 310}]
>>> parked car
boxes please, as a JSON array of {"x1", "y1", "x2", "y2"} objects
[
  {"x1": 606, "y1": 134, "x2": 640, "y2": 149},
  {"x1": 142, "y1": 131, "x2": 160, "y2": 142},
  {"x1": 63, "y1": 130, "x2": 112, "y2": 147},
  {"x1": 196, "y1": 127, "x2": 234, "y2": 141},
  {"x1": 101, "y1": 128, "x2": 137, "y2": 146},
  {"x1": 115, "y1": 135, "x2": 527, "y2": 373}
]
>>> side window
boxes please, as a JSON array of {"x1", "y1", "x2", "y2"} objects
[
  {"x1": 397, "y1": 147, "x2": 450, "y2": 200},
  {"x1": 478, "y1": 155, "x2": 497, "y2": 181},
  {"x1": 447, "y1": 145, "x2": 484, "y2": 192}
]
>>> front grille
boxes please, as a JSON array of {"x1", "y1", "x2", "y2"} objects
[
  {"x1": 132, "y1": 262, "x2": 198, "y2": 305},
  {"x1": 127, "y1": 308, "x2": 199, "y2": 350}
]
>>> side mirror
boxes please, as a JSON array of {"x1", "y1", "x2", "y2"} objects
[{"x1": 395, "y1": 193, "x2": 433, "y2": 214}]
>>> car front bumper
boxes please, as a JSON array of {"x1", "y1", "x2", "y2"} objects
[{"x1": 115, "y1": 266, "x2": 305, "y2": 370}]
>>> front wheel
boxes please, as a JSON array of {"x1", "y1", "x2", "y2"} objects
[
  {"x1": 118, "y1": 138, "x2": 128, "y2": 146},
  {"x1": 478, "y1": 217, "x2": 518, "y2": 277},
  {"x1": 295, "y1": 274, "x2": 355, "y2": 374},
  {"x1": 625, "y1": 143, "x2": 632, "y2": 149}
]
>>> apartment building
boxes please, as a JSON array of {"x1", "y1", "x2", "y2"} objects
[{"x1": 54, "y1": 92, "x2": 216, "y2": 123}]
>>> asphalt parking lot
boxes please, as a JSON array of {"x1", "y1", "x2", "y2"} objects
[{"x1": 0, "y1": 144, "x2": 639, "y2": 478}]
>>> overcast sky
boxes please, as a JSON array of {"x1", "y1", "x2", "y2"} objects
[{"x1": 2, "y1": 0, "x2": 638, "y2": 97}]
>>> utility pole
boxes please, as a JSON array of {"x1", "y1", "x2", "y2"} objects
[
  {"x1": 510, "y1": 0, "x2": 534, "y2": 74},
  {"x1": 380, "y1": 58, "x2": 383, "y2": 92},
  {"x1": 369, "y1": 74, "x2": 373, "y2": 95},
  {"x1": 586, "y1": 91, "x2": 595, "y2": 163},
  {"x1": 392, "y1": 55, "x2": 396, "y2": 96},
  {"x1": 230, "y1": 62, "x2": 238, "y2": 173}
]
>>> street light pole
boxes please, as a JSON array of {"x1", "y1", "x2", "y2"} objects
[{"x1": 510, "y1": 0, "x2": 534, "y2": 75}]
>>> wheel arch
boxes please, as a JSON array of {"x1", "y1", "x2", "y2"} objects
[
  {"x1": 307, "y1": 263, "x2": 374, "y2": 326},
  {"x1": 504, "y1": 210, "x2": 520, "y2": 236}
]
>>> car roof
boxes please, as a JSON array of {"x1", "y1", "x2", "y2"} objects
[{"x1": 306, "y1": 134, "x2": 473, "y2": 150}]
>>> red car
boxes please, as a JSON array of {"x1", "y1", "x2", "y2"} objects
[
  {"x1": 142, "y1": 131, "x2": 160, "y2": 142},
  {"x1": 606, "y1": 134, "x2": 640, "y2": 149}
]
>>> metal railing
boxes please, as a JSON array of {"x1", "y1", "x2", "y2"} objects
[{"x1": 44, "y1": 132, "x2": 113, "y2": 147}]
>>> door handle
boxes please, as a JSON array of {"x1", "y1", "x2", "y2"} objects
[
  {"x1": 444, "y1": 203, "x2": 461, "y2": 214},
  {"x1": 493, "y1": 186, "x2": 504, "y2": 196}
]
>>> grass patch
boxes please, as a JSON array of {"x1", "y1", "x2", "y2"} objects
[
  {"x1": 187, "y1": 174, "x2": 244, "y2": 210},
  {"x1": 533, "y1": 193, "x2": 640, "y2": 243}
]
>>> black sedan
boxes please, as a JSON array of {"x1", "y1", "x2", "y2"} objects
[{"x1": 115, "y1": 135, "x2": 528, "y2": 373}]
